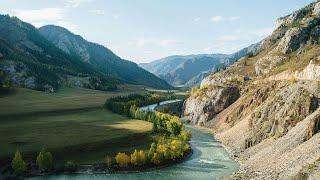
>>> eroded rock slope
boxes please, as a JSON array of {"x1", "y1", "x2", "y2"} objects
[{"x1": 184, "y1": 1, "x2": 320, "y2": 179}]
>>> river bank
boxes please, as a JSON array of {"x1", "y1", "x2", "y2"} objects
[
  {"x1": 25, "y1": 100, "x2": 238, "y2": 180},
  {"x1": 21, "y1": 149, "x2": 193, "y2": 179}
]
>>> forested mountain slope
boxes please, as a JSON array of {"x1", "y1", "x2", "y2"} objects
[
  {"x1": 39, "y1": 25, "x2": 172, "y2": 89},
  {"x1": 0, "y1": 15, "x2": 171, "y2": 92}
]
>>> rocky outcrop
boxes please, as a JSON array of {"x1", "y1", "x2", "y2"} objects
[
  {"x1": 0, "y1": 60, "x2": 36, "y2": 89},
  {"x1": 313, "y1": 2, "x2": 320, "y2": 16},
  {"x1": 267, "y1": 60, "x2": 320, "y2": 82},
  {"x1": 184, "y1": 85, "x2": 240, "y2": 126},
  {"x1": 276, "y1": 27, "x2": 309, "y2": 54},
  {"x1": 255, "y1": 52, "x2": 287, "y2": 75}
]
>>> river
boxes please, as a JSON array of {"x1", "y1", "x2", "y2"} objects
[{"x1": 29, "y1": 100, "x2": 238, "y2": 180}]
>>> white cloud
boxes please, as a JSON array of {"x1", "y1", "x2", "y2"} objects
[
  {"x1": 193, "y1": 17, "x2": 200, "y2": 22},
  {"x1": 12, "y1": 8, "x2": 65, "y2": 23},
  {"x1": 229, "y1": 16, "x2": 240, "y2": 21},
  {"x1": 210, "y1": 16, "x2": 240, "y2": 23},
  {"x1": 90, "y1": 9, "x2": 105, "y2": 15},
  {"x1": 210, "y1": 16, "x2": 223, "y2": 22},
  {"x1": 11, "y1": 8, "x2": 80, "y2": 33},
  {"x1": 65, "y1": 0, "x2": 93, "y2": 8}
]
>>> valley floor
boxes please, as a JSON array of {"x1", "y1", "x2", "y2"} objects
[{"x1": 0, "y1": 87, "x2": 153, "y2": 166}]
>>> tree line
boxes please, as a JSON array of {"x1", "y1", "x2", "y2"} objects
[
  {"x1": 104, "y1": 92, "x2": 192, "y2": 168},
  {"x1": 104, "y1": 92, "x2": 176, "y2": 115}
]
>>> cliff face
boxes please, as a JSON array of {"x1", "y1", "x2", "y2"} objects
[{"x1": 184, "y1": 1, "x2": 320, "y2": 179}]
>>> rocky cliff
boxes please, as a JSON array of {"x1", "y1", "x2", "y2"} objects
[{"x1": 184, "y1": 1, "x2": 320, "y2": 179}]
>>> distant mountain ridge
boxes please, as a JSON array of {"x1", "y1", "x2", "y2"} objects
[
  {"x1": 140, "y1": 44, "x2": 259, "y2": 87},
  {"x1": 39, "y1": 25, "x2": 172, "y2": 89},
  {"x1": 0, "y1": 15, "x2": 171, "y2": 92}
]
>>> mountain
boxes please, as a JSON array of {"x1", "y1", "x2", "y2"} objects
[
  {"x1": 140, "y1": 44, "x2": 259, "y2": 87},
  {"x1": 184, "y1": 1, "x2": 320, "y2": 179},
  {"x1": 39, "y1": 25, "x2": 171, "y2": 90},
  {"x1": 0, "y1": 15, "x2": 121, "y2": 92},
  {"x1": 0, "y1": 15, "x2": 170, "y2": 91}
]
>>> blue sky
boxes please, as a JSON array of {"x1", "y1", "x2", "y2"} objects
[{"x1": 0, "y1": 0, "x2": 315, "y2": 63}]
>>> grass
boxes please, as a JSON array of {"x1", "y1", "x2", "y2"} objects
[
  {"x1": 0, "y1": 86, "x2": 143, "y2": 116},
  {"x1": 0, "y1": 87, "x2": 154, "y2": 166}
]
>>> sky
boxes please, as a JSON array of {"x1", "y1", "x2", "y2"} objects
[{"x1": 0, "y1": 0, "x2": 316, "y2": 63}]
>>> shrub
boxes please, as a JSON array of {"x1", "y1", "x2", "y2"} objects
[
  {"x1": 36, "y1": 148, "x2": 53, "y2": 172},
  {"x1": 11, "y1": 150, "x2": 27, "y2": 176},
  {"x1": 290, "y1": 76, "x2": 297, "y2": 84},
  {"x1": 179, "y1": 129, "x2": 192, "y2": 142},
  {"x1": 64, "y1": 161, "x2": 78, "y2": 172},
  {"x1": 115, "y1": 152, "x2": 130, "y2": 167}
]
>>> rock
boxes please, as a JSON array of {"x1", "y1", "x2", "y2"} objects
[
  {"x1": 184, "y1": 85, "x2": 240, "y2": 125},
  {"x1": 44, "y1": 84, "x2": 55, "y2": 93},
  {"x1": 313, "y1": 2, "x2": 320, "y2": 16},
  {"x1": 276, "y1": 27, "x2": 309, "y2": 54},
  {"x1": 310, "y1": 25, "x2": 320, "y2": 42},
  {"x1": 267, "y1": 60, "x2": 320, "y2": 81},
  {"x1": 24, "y1": 77, "x2": 36, "y2": 89},
  {"x1": 255, "y1": 52, "x2": 287, "y2": 75}
]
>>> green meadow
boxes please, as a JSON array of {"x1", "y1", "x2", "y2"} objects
[{"x1": 0, "y1": 87, "x2": 153, "y2": 165}]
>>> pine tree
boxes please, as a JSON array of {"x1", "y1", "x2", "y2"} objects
[{"x1": 11, "y1": 150, "x2": 27, "y2": 176}]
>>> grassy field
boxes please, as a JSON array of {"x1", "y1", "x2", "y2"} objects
[
  {"x1": 0, "y1": 87, "x2": 143, "y2": 116},
  {"x1": 0, "y1": 87, "x2": 154, "y2": 166}
]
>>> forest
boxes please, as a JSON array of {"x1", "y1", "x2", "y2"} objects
[{"x1": 105, "y1": 92, "x2": 192, "y2": 169}]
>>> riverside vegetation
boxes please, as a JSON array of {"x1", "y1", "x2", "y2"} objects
[
  {"x1": 4, "y1": 91, "x2": 191, "y2": 178},
  {"x1": 104, "y1": 92, "x2": 192, "y2": 170}
]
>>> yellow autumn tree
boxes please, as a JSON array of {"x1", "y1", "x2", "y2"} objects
[
  {"x1": 131, "y1": 150, "x2": 147, "y2": 166},
  {"x1": 138, "y1": 150, "x2": 146, "y2": 165},
  {"x1": 130, "y1": 150, "x2": 140, "y2": 166},
  {"x1": 170, "y1": 139, "x2": 183, "y2": 158},
  {"x1": 115, "y1": 152, "x2": 130, "y2": 167}
]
